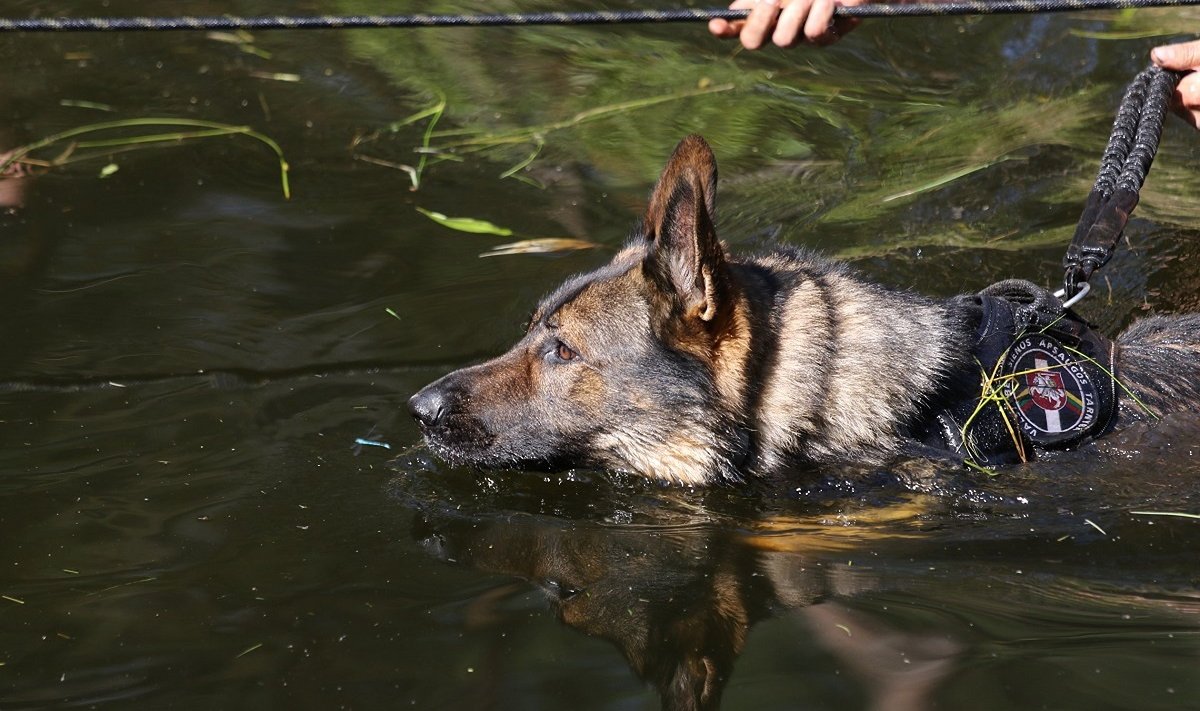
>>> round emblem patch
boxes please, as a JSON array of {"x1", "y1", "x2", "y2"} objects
[{"x1": 1003, "y1": 335, "x2": 1099, "y2": 445}]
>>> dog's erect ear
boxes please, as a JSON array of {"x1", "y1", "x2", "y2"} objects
[{"x1": 642, "y1": 135, "x2": 727, "y2": 323}]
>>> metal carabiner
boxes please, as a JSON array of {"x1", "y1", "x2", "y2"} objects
[{"x1": 1053, "y1": 281, "x2": 1091, "y2": 310}]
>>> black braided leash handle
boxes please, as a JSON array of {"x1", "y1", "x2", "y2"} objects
[
  {"x1": 1063, "y1": 65, "x2": 1182, "y2": 298},
  {"x1": 2, "y1": 0, "x2": 1200, "y2": 32}
]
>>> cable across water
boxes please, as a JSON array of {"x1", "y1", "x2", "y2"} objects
[{"x1": 1, "y1": 0, "x2": 1198, "y2": 33}]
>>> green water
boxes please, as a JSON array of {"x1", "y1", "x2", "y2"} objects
[{"x1": 1, "y1": 1, "x2": 1198, "y2": 708}]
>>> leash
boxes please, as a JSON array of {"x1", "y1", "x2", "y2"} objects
[
  {"x1": 1061, "y1": 65, "x2": 1182, "y2": 305},
  {"x1": 2, "y1": 0, "x2": 1199, "y2": 32}
]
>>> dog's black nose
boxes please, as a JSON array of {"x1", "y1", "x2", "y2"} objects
[{"x1": 408, "y1": 386, "x2": 449, "y2": 428}]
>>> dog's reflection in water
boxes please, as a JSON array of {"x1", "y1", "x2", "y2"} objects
[{"x1": 413, "y1": 494, "x2": 961, "y2": 711}]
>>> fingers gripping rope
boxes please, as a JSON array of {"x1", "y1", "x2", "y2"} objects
[
  {"x1": 0, "y1": 0, "x2": 1199, "y2": 32},
  {"x1": 1062, "y1": 66, "x2": 1182, "y2": 298}
]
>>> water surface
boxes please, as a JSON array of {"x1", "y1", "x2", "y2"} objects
[{"x1": 2, "y1": 1, "x2": 1199, "y2": 708}]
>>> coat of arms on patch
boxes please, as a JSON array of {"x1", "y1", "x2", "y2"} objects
[{"x1": 1003, "y1": 335, "x2": 1099, "y2": 445}]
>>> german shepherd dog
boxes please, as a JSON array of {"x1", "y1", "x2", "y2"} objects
[{"x1": 409, "y1": 135, "x2": 1200, "y2": 485}]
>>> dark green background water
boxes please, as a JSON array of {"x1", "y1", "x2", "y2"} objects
[{"x1": 2, "y1": 1, "x2": 1198, "y2": 708}]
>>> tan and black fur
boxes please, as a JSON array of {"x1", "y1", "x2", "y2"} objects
[{"x1": 409, "y1": 135, "x2": 1200, "y2": 485}]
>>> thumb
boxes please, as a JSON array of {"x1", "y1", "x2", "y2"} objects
[{"x1": 1152, "y1": 39, "x2": 1200, "y2": 70}]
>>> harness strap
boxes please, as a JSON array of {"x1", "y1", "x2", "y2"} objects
[{"x1": 922, "y1": 280, "x2": 1119, "y2": 467}]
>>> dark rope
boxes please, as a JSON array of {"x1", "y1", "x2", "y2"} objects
[
  {"x1": 2, "y1": 0, "x2": 1199, "y2": 32},
  {"x1": 1063, "y1": 65, "x2": 1181, "y2": 297}
]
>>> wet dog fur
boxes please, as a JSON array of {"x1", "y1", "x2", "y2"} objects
[{"x1": 409, "y1": 135, "x2": 1200, "y2": 485}]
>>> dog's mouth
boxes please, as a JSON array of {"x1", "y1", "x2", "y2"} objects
[
  {"x1": 416, "y1": 415, "x2": 497, "y2": 464},
  {"x1": 417, "y1": 417, "x2": 585, "y2": 473}
]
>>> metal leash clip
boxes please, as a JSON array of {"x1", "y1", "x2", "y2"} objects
[{"x1": 1053, "y1": 281, "x2": 1091, "y2": 310}]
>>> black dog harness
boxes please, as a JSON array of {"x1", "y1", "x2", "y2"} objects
[
  {"x1": 921, "y1": 280, "x2": 1119, "y2": 467},
  {"x1": 918, "y1": 64, "x2": 1181, "y2": 468}
]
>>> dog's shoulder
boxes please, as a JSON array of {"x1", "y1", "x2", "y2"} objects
[{"x1": 733, "y1": 243, "x2": 854, "y2": 280}]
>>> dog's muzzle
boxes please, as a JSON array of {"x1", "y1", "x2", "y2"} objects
[{"x1": 407, "y1": 378, "x2": 497, "y2": 464}]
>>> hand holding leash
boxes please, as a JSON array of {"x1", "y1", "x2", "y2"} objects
[
  {"x1": 1152, "y1": 39, "x2": 1200, "y2": 128},
  {"x1": 708, "y1": 0, "x2": 866, "y2": 48}
]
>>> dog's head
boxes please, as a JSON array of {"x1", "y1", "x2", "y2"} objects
[{"x1": 409, "y1": 136, "x2": 752, "y2": 485}]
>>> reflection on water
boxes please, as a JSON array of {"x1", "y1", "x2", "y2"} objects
[
  {"x1": 395, "y1": 464, "x2": 1200, "y2": 710},
  {"x1": 2, "y1": 0, "x2": 1200, "y2": 708}
]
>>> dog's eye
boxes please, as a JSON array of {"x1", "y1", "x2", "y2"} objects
[{"x1": 552, "y1": 341, "x2": 578, "y2": 363}]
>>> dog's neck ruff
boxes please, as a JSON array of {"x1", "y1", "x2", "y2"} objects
[{"x1": 919, "y1": 280, "x2": 1119, "y2": 467}]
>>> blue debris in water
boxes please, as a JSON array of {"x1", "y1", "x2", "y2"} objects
[{"x1": 354, "y1": 437, "x2": 391, "y2": 450}]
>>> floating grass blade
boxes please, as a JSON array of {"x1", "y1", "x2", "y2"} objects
[
  {"x1": 960, "y1": 346, "x2": 1028, "y2": 469},
  {"x1": 358, "y1": 91, "x2": 445, "y2": 190},
  {"x1": 1130, "y1": 510, "x2": 1200, "y2": 520},
  {"x1": 416, "y1": 207, "x2": 599, "y2": 257},
  {"x1": 249, "y1": 71, "x2": 301, "y2": 82},
  {"x1": 480, "y1": 238, "x2": 597, "y2": 257},
  {"x1": 1, "y1": 117, "x2": 290, "y2": 199},
  {"x1": 416, "y1": 207, "x2": 514, "y2": 236},
  {"x1": 59, "y1": 99, "x2": 116, "y2": 112},
  {"x1": 499, "y1": 140, "x2": 544, "y2": 181},
  {"x1": 881, "y1": 154, "x2": 1018, "y2": 203},
  {"x1": 1068, "y1": 29, "x2": 1178, "y2": 40},
  {"x1": 1060, "y1": 342, "x2": 1157, "y2": 419},
  {"x1": 72, "y1": 127, "x2": 258, "y2": 150}
]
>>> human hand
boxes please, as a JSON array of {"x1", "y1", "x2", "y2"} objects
[
  {"x1": 708, "y1": 0, "x2": 866, "y2": 50},
  {"x1": 1151, "y1": 39, "x2": 1200, "y2": 129}
]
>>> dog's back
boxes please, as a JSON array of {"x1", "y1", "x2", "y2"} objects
[
  {"x1": 1117, "y1": 313, "x2": 1200, "y2": 418},
  {"x1": 731, "y1": 248, "x2": 973, "y2": 470}
]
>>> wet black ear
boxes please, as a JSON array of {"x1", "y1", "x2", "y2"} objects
[{"x1": 642, "y1": 135, "x2": 727, "y2": 323}]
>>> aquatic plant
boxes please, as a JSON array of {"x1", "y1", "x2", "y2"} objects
[{"x1": 0, "y1": 118, "x2": 291, "y2": 198}]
